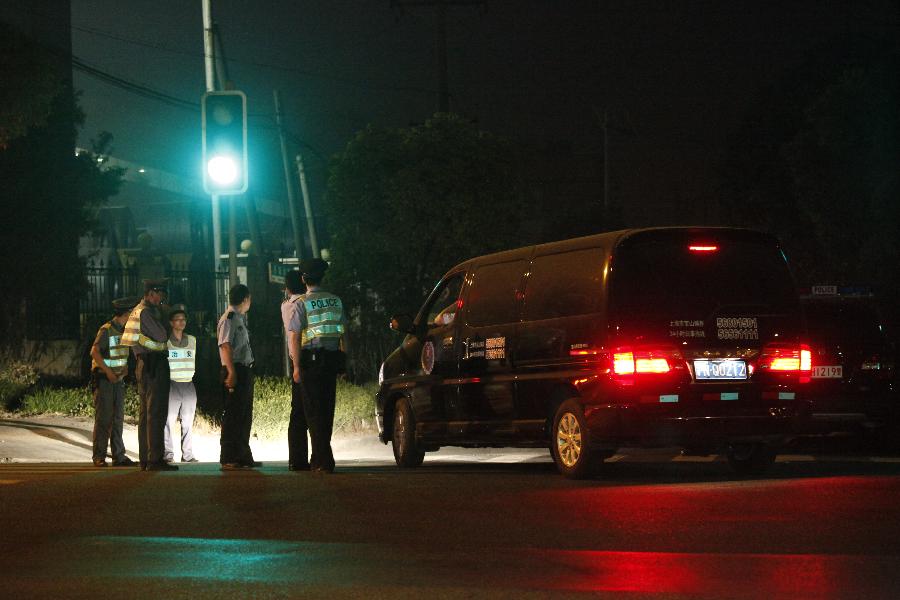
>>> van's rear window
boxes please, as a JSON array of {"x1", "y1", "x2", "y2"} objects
[{"x1": 610, "y1": 237, "x2": 797, "y2": 319}]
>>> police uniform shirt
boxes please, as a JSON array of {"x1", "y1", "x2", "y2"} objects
[
  {"x1": 133, "y1": 301, "x2": 169, "y2": 356},
  {"x1": 288, "y1": 288, "x2": 344, "y2": 351},
  {"x1": 217, "y1": 306, "x2": 254, "y2": 365},
  {"x1": 281, "y1": 293, "x2": 303, "y2": 360}
]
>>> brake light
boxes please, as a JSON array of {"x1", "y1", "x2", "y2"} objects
[
  {"x1": 613, "y1": 347, "x2": 674, "y2": 379},
  {"x1": 689, "y1": 245, "x2": 718, "y2": 252},
  {"x1": 759, "y1": 343, "x2": 812, "y2": 383}
]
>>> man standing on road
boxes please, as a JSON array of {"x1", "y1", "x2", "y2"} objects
[
  {"x1": 281, "y1": 270, "x2": 312, "y2": 471},
  {"x1": 164, "y1": 305, "x2": 199, "y2": 464},
  {"x1": 289, "y1": 258, "x2": 348, "y2": 474},
  {"x1": 122, "y1": 279, "x2": 178, "y2": 471},
  {"x1": 89, "y1": 296, "x2": 139, "y2": 467},
  {"x1": 217, "y1": 284, "x2": 259, "y2": 470}
]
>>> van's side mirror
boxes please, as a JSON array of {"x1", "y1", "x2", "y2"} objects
[{"x1": 389, "y1": 313, "x2": 415, "y2": 335}]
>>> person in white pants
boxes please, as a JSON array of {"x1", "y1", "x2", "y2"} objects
[{"x1": 164, "y1": 306, "x2": 199, "y2": 463}]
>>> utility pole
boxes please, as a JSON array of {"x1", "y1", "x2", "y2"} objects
[
  {"x1": 295, "y1": 153, "x2": 320, "y2": 258},
  {"x1": 392, "y1": 0, "x2": 485, "y2": 114},
  {"x1": 274, "y1": 90, "x2": 305, "y2": 260}
]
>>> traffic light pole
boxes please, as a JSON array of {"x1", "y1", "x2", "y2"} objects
[{"x1": 202, "y1": 0, "x2": 223, "y2": 279}]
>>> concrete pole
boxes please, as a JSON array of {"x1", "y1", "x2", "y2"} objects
[
  {"x1": 202, "y1": 0, "x2": 222, "y2": 276},
  {"x1": 274, "y1": 90, "x2": 305, "y2": 260},
  {"x1": 295, "y1": 153, "x2": 319, "y2": 258}
]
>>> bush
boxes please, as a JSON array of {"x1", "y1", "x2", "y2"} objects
[
  {"x1": 249, "y1": 376, "x2": 377, "y2": 440},
  {"x1": 21, "y1": 385, "x2": 93, "y2": 417},
  {"x1": 0, "y1": 359, "x2": 39, "y2": 410}
]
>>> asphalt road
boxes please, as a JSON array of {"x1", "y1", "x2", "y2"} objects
[{"x1": 2, "y1": 430, "x2": 900, "y2": 599}]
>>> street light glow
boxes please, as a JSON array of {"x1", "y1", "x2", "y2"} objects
[{"x1": 207, "y1": 155, "x2": 239, "y2": 185}]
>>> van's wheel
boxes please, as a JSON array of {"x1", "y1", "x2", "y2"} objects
[
  {"x1": 551, "y1": 400, "x2": 596, "y2": 479},
  {"x1": 392, "y1": 398, "x2": 424, "y2": 468},
  {"x1": 726, "y1": 443, "x2": 776, "y2": 476}
]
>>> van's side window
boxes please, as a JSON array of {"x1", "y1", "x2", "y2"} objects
[
  {"x1": 425, "y1": 275, "x2": 464, "y2": 327},
  {"x1": 466, "y1": 261, "x2": 525, "y2": 327},
  {"x1": 524, "y1": 249, "x2": 604, "y2": 320}
]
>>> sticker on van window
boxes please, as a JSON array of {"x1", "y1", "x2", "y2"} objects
[
  {"x1": 485, "y1": 336, "x2": 506, "y2": 360},
  {"x1": 465, "y1": 339, "x2": 485, "y2": 359},
  {"x1": 669, "y1": 319, "x2": 705, "y2": 338},
  {"x1": 421, "y1": 341, "x2": 435, "y2": 375},
  {"x1": 716, "y1": 317, "x2": 758, "y2": 340}
]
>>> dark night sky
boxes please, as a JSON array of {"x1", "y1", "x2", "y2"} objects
[{"x1": 69, "y1": 0, "x2": 897, "y2": 224}]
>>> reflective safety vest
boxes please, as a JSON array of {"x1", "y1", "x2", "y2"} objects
[
  {"x1": 92, "y1": 321, "x2": 129, "y2": 377},
  {"x1": 301, "y1": 291, "x2": 345, "y2": 347},
  {"x1": 121, "y1": 302, "x2": 167, "y2": 352},
  {"x1": 167, "y1": 334, "x2": 196, "y2": 383}
]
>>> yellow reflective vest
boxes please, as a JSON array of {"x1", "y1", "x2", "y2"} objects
[
  {"x1": 121, "y1": 302, "x2": 167, "y2": 352},
  {"x1": 91, "y1": 321, "x2": 129, "y2": 377},
  {"x1": 167, "y1": 335, "x2": 196, "y2": 383}
]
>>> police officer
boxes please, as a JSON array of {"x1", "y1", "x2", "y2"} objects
[
  {"x1": 281, "y1": 270, "x2": 311, "y2": 471},
  {"x1": 89, "y1": 296, "x2": 139, "y2": 467},
  {"x1": 122, "y1": 279, "x2": 178, "y2": 471},
  {"x1": 289, "y1": 258, "x2": 348, "y2": 473},
  {"x1": 164, "y1": 305, "x2": 199, "y2": 463},
  {"x1": 217, "y1": 283, "x2": 259, "y2": 470}
]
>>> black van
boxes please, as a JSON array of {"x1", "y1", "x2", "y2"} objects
[{"x1": 376, "y1": 227, "x2": 812, "y2": 478}]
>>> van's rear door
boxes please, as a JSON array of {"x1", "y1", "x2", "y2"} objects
[{"x1": 609, "y1": 229, "x2": 805, "y2": 409}]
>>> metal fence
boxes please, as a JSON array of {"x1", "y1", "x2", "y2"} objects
[{"x1": 26, "y1": 261, "x2": 231, "y2": 341}]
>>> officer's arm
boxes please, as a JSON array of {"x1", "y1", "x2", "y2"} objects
[
  {"x1": 289, "y1": 332, "x2": 301, "y2": 369},
  {"x1": 220, "y1": 343, "x2": 235, "y2": 379},
  {"x1": 90, "y1": 341, "x2": 117, "y2": 381}
]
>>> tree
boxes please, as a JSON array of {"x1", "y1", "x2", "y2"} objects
[
  {"x1": 324, "y1": 114, "x2": 529, "y2": 378},
  {"x1": 720, "y1": 34, "x2": 899, "y2": 298},
  {"x1": 0, "y1": 24, "x2": 125, "y2": 345}
]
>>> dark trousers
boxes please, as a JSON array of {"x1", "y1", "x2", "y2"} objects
[
  {"x1": 299, "y1": 350, "x2": 340, "y2": 471},
  {"x1": 136, "y1": 353, "x2": 170, "y2": 465},
  {"x1": 92, "y1": 376, "x2": 126, "y2": 462},
  {"x1": 220, "y1": 364, "x2": 255, "y2": 464},
  {"x1": 288, "y1": 360, "x2": 311, "y2": 468}
]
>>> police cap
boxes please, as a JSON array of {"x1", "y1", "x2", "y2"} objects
[
  {"x1": 144, "y1": 278, "x2": 169, "y2": 294},
  {"x1": 299, "y1": 258, "x2": 328, "y2": 279},
  {"x1": 112, "y1": 296, "x2": 140, "y2": 314}
]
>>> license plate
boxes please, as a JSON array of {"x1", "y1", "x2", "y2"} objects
[
  {"x1": 693, "y1": 359, "x2": 747, "y2": 380},
  {"x1": 812, "y1": 365, "x2": 843, "y2": 379}
]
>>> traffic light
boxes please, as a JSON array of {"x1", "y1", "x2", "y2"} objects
[{"x1": 202, "y1": 91, "x2": 248, "y2": 195}]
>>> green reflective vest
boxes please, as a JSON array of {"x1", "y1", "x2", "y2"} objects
[
  {"x1": 167, "y1": 334, "x2": 196, "y2": 383},
  {"x1": 301, "y1": 291, "x2": 345, "y2": 347},
  {"x1": 121, "y1": 303, "x2": 166, "y2": 352}
]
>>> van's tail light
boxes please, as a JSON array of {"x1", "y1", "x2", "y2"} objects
[
  {"x1": 612, "y1": 346, "x2": 680, "y2": 384},
  {"x1": 758, "y1": 343, "x2": 812, "y2": 383}
]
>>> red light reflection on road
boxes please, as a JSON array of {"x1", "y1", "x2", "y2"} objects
[{"x1": 528, "y1": 549, "x2": 881, "y2": 597}]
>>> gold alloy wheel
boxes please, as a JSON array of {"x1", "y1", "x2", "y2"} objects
[{"x1": 556, "y1": 412, "x2": 582, "y2": 468}]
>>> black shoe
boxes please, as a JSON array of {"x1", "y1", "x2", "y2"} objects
[
  {"x1": 221, "y1": 462, "x2": 249, "y2": 470},
  {"x1": 140, "y1": 462, "x2": 148, "y2": 471},
  {"x1": 240, "y1": 460, "x2": 262, "y2": 468},
  {"x1": 181, "y1": 457, "x2": 199, "y2": 463},
  {"x1": 92, "y1": 459, "x2": 108, "y2": 467},
  {"x1": 146, "y1": 462, "x2": 179, "y2": 471},
  {"x1": 112, "y1": 457, "x2": 137, "y2": 467},
  {"x1": 288, "y1": 464, "x2": 310, "y2": 472},
  {"x1": 311, "y1": 465, "x2": 334, "y2": 475},
  {"x1": 164, "y1": 457, "x2": 175, "y2": 464}
]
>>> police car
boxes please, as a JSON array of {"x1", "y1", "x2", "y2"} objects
[
  {"x1": 801, "y1": 286, "x2": 897, "y2": 434},
  {"x1": 376, "y1": 228, "x2": 813, "y2": 478}
]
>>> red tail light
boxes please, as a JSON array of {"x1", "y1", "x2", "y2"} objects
[
  {"x1": 612, "y1": 346, "x2": 679, "y2": 384},
  {"x1": 689, "y1": 244, "x2": 718, "y2": 252},
  {"x1": 758, "y1": 343, "x2": 812, "y2": 383}
]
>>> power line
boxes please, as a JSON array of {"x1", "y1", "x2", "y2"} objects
[
  {"x1": 71, "y1": 55, "x2": 328, "y2": 162},
  {"x1": 71, "y1": 22, "x2": 440, "y2": 97}
]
